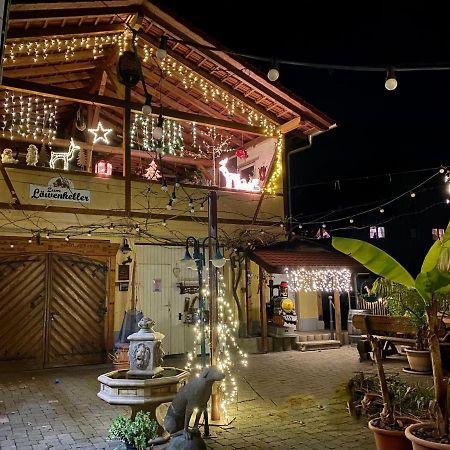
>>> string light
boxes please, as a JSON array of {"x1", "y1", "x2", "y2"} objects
[
  {"x1": 385, "y1": 67, "x2": 398, "y2": 91},
  {"x1": 166, "y1": 199, "x2": 173, "y2": 210},
  {"x1": 4, "y1": 33, "x2": 127, "y2": 65},
  {"x1": 379, "y1": 208, "x2": 385, "y2": 213},
  {"x1": 200, "y1": 203, "x2": 205, "y2": 211},
  {"x1": 156, "y1": 36, "x2": 168, "y2": 62},
  {"x1": 10, "y1": 243, "x2": 13, "y2": 248},
  {"x1": 161, "y1": 179, "x2": 168, "y2": 192},
  {"x1": 65, "y1": 235, "x2": 70, "y2": 242},
  {"x1": 349, "y1": 218, "x2": 354, "y2": 224},
  {"x1": 162, "y1": 219, "x2": 167, "y2": 226},
  {"x1": 46, "y1": 232, "x2": 50, "y2": 239},
  {"x1": 88, "y1": 121, "x2": 112, "y2": 145},
  {"x1": 287, "y1": 268, "x2": 352, "y2": 292},
  {"x1": 267, "y1": 59, "x2": 280, "y2": 82},
  {"x1": 264, "y1": 132, "x2": 283, "y2": 195},
  {"x1": 410, "y1": 192, "x2": 416, "y2": 198},
  {"x1": 87, "y1": 230, "x2": 92, "y2": 237}
]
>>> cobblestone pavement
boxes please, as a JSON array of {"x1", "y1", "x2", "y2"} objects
[{"x1": 0, "y1": 346, "x2": 409, "y2": 449}]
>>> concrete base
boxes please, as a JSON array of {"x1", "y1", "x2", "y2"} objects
[{"x1": 297, "y1": 318, "x2": 320, "y2": 331}]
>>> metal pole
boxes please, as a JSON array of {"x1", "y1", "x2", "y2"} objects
[
  {"x1": 328, "y1": 295, "x2": 334, "y2": 339},
  {"x1": 123, "y1": 85, "x2": 132, "y2": 216}
]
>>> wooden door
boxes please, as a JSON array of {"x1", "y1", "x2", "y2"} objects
[
  {"x1": 45, "y1": 254, "x2": 107, "y2": 368},
  {"x1": 0, "y1": 255, "x2": 47, "y2": 370}
]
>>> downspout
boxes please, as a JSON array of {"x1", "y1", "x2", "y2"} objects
[{"x1": 286, "y1": 125, "x2": 337, "y2": 230}]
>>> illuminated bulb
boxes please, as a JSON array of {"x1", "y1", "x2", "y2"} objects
[
  {"x1": 135, "y1": 224, "x2": 140, "y2": 232},
  {"x1": 156, "y1": 36, "x2": 168, "y2": 62},
  {"x1": 385, "y1": 67, "x2": 397, "y2": 91},
  {"x1": 447, "y1": 199, "x2": 450, "y2": 204},
  {"x1": 349, "y1": 218, "x2": 354, "y2": 224},
  {"x1": 267, "y1": 59, "x2": 280, "y2": 82},
  {"x1": 166, "y1": 199, "x2": 173, "y2": 210},
  {"x1": 161, "y1": 179, "x2": 168, "y2": 192},
  {"x1": 379, "y1": 208, "x2": 385, "y2": 213},
  {"x1": 28, "y1": 238, "x2": 33, "y2": 244},
  {"x1": 188, "y1": 198, "x2": 193, "y2": 208},
  {"x1": 410, "y1": 192, "x2": 416, "y2": 198},
  {"x1": 200, "y1": 203, "x2": 205, "y2": 211},
  {"x1": 279, "y1": 222, "x2": 284, "y2": 228},
  {"x1": 162, "y1": 219, "x2": 167, "y2": 226},
  {"x1": 46, "y1": 233, "x2": 50, "y2": 239},
  {"x1": 65, "y1": 235, "x2": 70, "y2": 242},
  {"x1": 152, "y1": 113, "x2": 164, "y2": 140},
  {"x1": 87, "y1": 230, "x2": 92, "y2": 237},
  {"x1": 10, "y1": 243, "x2": 14, "y2": 248},
  {"x1": 439, "y1": 168, "x2": 445, "y2": 174},
  {"x1": 322, "y1": 223, "x2": 326, "y2": 228},
  {"x1": 175, "y1": 178, "x2": 180, "y2": 188},
  {"x1": 190, "y1": 207, "x2": 195, "y2": 214},
  {"x1": 141, "y1": 95, "x2": 152, "y2": 116},
  {"x1": 109, "y1": 223, "x2": 114, "y2": 230},
  {"x1": 299, "y1": 224, "x2": 303, "y2": 229}
]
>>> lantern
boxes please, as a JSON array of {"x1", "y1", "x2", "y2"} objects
[
  {"x1": 95, "y1": 160, "x2": 112, "y2": 175},
  {"x1": 235, "y1": 148, "x2": 248, "y2": 159}
]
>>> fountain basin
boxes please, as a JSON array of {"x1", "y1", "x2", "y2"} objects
[{"x1": 97, "y1": 367, "x2": 189, "y2": 418}]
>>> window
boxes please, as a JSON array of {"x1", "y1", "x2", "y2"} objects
[
  {"x1": 432, "y1": 228, "x2": 445, "y2": 241},
  {"x1": 370, "y1": 226, "x2": 385, "y2": 239}
]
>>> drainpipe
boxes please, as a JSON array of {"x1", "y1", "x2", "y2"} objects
[{"x1": 286, "y1": 125, "x2": 337, "y2": 230}]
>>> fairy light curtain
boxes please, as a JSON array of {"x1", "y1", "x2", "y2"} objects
[{"x1": 286, "y1": 267, "x2": 352, "y2": 292}]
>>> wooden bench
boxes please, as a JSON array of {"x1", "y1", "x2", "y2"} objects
[{"x1": 352, "y1": 314, "x2": 417, "y2": 361}]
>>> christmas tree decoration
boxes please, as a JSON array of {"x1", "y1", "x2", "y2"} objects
[
  {"x1": 77, "y1": 146, "x2": 88, "y2": 171},
  {"x1": 39, "y1": 143, "x2": 49, "y2": 167},
  {"x1": 26, "y1": 144, "x2": 39, "y2": 166},
  {"x1": 95, "y1": 160, "x2": 112, "y2": 175},
  {"x1": 88, "y1": 121, "x2": 112, "y2": 145},
  {"x1": 143, "y1": 160, "x2": 161, "y2": 180},
  {"x1": 49, "y1": 138, "x2": 80, "y2": 170}
]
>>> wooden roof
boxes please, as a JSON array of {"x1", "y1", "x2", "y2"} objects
[{"x1": 1, "y1": 0, "x2": 335, "y2": 174}]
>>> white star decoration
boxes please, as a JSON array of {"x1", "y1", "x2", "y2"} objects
[{"x1": 88, "y1": 121, "x2": 112, "y2": 145}]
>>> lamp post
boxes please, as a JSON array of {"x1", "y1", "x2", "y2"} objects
[{"x1": 181, "y1": 235, "x2": 226, "y2": 435}]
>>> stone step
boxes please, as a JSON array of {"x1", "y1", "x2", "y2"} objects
[
  {"x1": 297, "y1": 332, "x2": 331, "y2": 342},
  {"x1": 296, "y1": 340, "x2": 341, "y2": 352}
]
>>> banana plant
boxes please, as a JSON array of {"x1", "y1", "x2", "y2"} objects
[{"x1": 333, "y1": 221, "x2": 450, "y2": 438}]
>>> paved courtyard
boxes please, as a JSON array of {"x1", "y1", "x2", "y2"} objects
[{"x1": 0, "y1": 346, "x2": 409, "y2": 450}]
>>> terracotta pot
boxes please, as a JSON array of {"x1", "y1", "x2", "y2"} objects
[
  {"x1": 405, "y1": 348, "x2": 432, "y2": 372},
  {"x1": 405, "y1": 423, "x2": 450, "y2": 450},
  {"x1": 368, "y1": 417, "x2": 417, "y2": 450}
]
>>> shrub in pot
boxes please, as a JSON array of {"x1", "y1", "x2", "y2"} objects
[
  {"x1": 372, "y1": 278, "x2": 431, "y2": 373},
  {"x1": 333, "y1": 221, "x2": 450, "y2": 449},
  {"x1": 108, "y1": 411, "x2": 158, "y2": 450}
]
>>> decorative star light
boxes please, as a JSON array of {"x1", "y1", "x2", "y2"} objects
[{"x1": 88, "y1": 121, "x2": 112, "y2": 145}]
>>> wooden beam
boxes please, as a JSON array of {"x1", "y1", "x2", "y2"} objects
[
  {"x1": 1, "y1": 77, "x2": 267, "y2": 135},
  {"x1": 259, "y1": 266, "x2": 268, "y2": 352},
  {"x1": 9, "y1": 5, "x2": 139, "y2": 21},
  {"x1": 3, "y1": 61, "x2": 96, "y2": 78},
  {"x1": 6, "y1": 24, "x2": 125, "y2": 39},
  {"x1": 279, "y1": 117, "x2": 301, "y2": 134},
  {"x1": 0, "y1": 160, "x2": 20, "y2": 206},
  {"x1": 0, "y1": 201, "x2": 278, "y2": 227}
]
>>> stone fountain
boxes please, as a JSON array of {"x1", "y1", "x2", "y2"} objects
[{"x1": 98, "y1": 317, "x2": 189, "y2": 418}]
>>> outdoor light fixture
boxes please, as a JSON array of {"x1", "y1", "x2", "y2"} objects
[
  {"x1": 379, "y1": 208, "x2": 385, "y2": 213},
  {"x1": 152, "y1": 113, "x2": 164, "y2": 140},
  {"x1": 166, "y1": 199, "x2": 173, "y2": 210},
  {"x1": 267, "y1": 59, "x2": 280, "y2": 82},
  {"x1": 121, "y1": 238, "x2": 132, "y2": 254},
  {"x1": 161, "y1": 179, "x2": 168, "y2": 192},
  {"x1": 385, "y1": 67, "x2": 397, "y2": 91},
  {"x1": 156, "y1": 36, "x2": 168, "y2": 62},
  {"x1": 141, "y1": 95, "x2": 152, "y2": 116},
  {"x1": 171, "y1": 191, "x2": 177, "y2": 203},
  {"x1": 181, "y1": 246, "x2": 198, "y2": 270},
  {"x1": 211, "y1": 248, "x2": 227, "y2": 268}
]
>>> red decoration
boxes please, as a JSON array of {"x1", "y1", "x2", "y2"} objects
[
  {"x1": 235, "y1": 148, "x2": 248, "y2": 159},
  {"x1": 95, "y1": 160, "x2": 112, "y2": 175},
  {"x1": 259, "y1": 165, "x2": 267, "y2": 181}
]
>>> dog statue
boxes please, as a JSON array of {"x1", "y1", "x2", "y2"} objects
[{"x1": 164, "y1": 366, "x2": 225, "y2": 441}]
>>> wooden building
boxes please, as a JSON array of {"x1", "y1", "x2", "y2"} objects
[{"x1": 0, "y1": 0, "x2": 335, "y2": 369}]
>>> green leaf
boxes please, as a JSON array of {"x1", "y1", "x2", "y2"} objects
[
  {"x1": 332, "y1": 236, "x2": 415, "y2": 288},
  {"x1": 415, "y1": 270, "x2": 450, "y2": 303},
  {"x1": 421, "y1": 239, "x2": 442, "y2": 273}
]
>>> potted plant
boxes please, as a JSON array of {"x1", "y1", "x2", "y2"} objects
[
  {"x1": 108, "y1": 411, "x2": 158, "y2": 450},
  {"x1": 372, "y1": 278, "x2": 431, "y2": 373},
  {"x1": 333, "y1": 221, "x2": 450, "y2": 449}
]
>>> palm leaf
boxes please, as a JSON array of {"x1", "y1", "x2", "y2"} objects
[{"x1": 332, "y1": 237, "x2": 415, "y2": 288}]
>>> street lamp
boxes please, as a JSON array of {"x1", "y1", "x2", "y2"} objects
[{"x1": 181, "y1": 235, "x2": 227, "y2": 435}]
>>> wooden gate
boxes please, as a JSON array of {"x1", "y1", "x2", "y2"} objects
[{"x1": 0, "y1": 253, "x2": 108, "y2": 370}]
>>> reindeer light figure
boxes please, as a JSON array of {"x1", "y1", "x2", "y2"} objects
[
  {"x1": 219, "y1": 158, "x2": 260, "y2": 192},
  {"x1": 50, "y1": 138, "x2": 80, "y2": 170}
]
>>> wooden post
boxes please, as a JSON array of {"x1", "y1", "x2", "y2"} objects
[
  {"x1": 245, "y1": 256, "x2": 252, "y2": 336},
  {"x1": 123, "y1": 85, "x2": 131, "y2": 216},
  {"x1": 208, "y1": 191, "x2": 220, "y2": 422},
  {"x1": 259, "y1": 266, "x2": 268, "y2": 352},
  {"x1": 333, "y1": 288, "x2": 342, "y2": 343}
]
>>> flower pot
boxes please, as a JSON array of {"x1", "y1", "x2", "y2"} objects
[
  {"x1": 405, "y1": 422, "x2": 450, "y2": 450},
  {"x1": 368, "y1": 417, "x2": 417, "y2": 450},
  {"x1": 405, "y1": 348, "x2": 432, "y2": 373}
]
